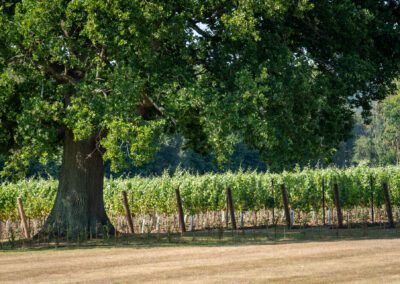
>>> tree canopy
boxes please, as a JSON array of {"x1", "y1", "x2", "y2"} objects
[{"x1": 1, "y1": 0, "x2": 399, "y2": 174}]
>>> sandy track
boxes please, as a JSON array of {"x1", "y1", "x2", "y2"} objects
[{"x1": 1, "y1": 239, "x2": 400, "y2": 283}]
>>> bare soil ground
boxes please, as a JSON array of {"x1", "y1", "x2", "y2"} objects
[{"x1": 1, "y1": 238, "x2": 400, "y2": 283}]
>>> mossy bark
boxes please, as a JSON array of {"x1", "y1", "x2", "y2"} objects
[{"x1": 40, "y1": 130, "x2": 114, "y2": 239}]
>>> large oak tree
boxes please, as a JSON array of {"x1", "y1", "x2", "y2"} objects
[{"x1": 1, "y1": 0, "x2": 399, "y2": 237}]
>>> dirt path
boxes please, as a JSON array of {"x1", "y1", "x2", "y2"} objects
[{"x1": 1, "y1": 239, "x2": 400, "y2": 283}]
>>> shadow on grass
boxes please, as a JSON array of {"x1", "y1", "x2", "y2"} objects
[{"x1": 1, "y1": 224, "x2": 400, "y2": 252}]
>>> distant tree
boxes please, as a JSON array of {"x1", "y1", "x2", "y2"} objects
[
  {"x1": 381, "y1": 89, "x2": 400, "y2": 164},
  {"x1": 114, "y1": 136, "x2": 267, "y2": 176},
  {"x1": 353, "y1": 85, "x2": 400, "y2": 165},
  {"x1": 332, "y1": 122, "x2": 365, "y2": 167}
]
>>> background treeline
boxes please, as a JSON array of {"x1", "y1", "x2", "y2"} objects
[{"x1": 336, "y1": 84, "x2": 400, "y2": 167}]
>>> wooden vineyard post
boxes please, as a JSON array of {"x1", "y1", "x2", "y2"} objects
[
  {"x1": 322, "y1": 179, "x2": 326, "y2": 226},
  {"x1": 17, "y1": 197, "x2": 30, "y2": 239},
  {"x1": 333, "y1": 183, "x2": 343, "y2": 228},
  {"x1": 122, "y1": 191, "x2": 134, "y2": 234},
  {"x1": 370, "y1": 176, "x2": 374, "y2": 223},
  {"x1": 280, "y1": 184, "x2": 291, "y2": 229},
  {"x1": 271, "y1": 180, "x2": 275, "y2": 222},
  {"x1": 175, "y1": 188, "x2": 186, "y2": 234},
  {"x1": 226, "y1": 188, "x2": 237, "y2": 230},
  {"x1": 382, "y1": 182, "x2": 394, "y2": 228},
  {"x1": 225, "y1": 193, "x2": 229, "y2": 228}
]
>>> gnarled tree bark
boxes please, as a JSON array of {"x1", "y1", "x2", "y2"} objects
[{"x1": 40, "y1": 130, "x2": 113, "y2": 238}]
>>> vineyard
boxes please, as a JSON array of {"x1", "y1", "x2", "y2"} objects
[{"x1": 1, "y1": 165, "x2": 400, "y2": 237}]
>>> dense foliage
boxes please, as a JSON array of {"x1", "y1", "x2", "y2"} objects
[
  {"x1": 1, "y1": 0, "x2": 399, "y2": 174},
  {"x1": 1, "y1": 165, "x2": 399, "y2": 221}
]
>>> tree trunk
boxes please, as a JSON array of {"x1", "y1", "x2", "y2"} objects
[{"x1": 40, "y1": 130, "x2": 113, "y2": 239}]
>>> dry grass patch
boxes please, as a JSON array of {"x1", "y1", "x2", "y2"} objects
[{"x1": 1, "y1": 237, "x2": 400, "y2": 283}]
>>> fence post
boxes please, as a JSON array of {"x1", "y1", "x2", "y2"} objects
[
  {"x1": 17, "y1": 197, "x2": 30, "y2": 239},
  {"x1": 322, "y1": 179, "x2": 326, "y2": 225},
  {"x1": 226, "y1": 188, "x2": 237, "y2": 230},
  {"x1": 370, "y1": 176, "x2": 374, "y2": 223},
  {"x1": 383, "y1": 182, "x2": 394, "y2": 228},
  {"x1": 121, "y1": 191, "x2": 134, "y2": 234},
  {"x1": 271, "y1": 179, "x2": 275, "y2": 222},
  {"x1": 175, "y1": 188, "x2": 186, "y2": 234},
  {"x1": 225, "y1": 194, "x2": 229, "y2": 228},
  {"x1": 280, "y1": 184, "x2": 291, "y2": 228},
  {"x1": 333, "y1": 183, "x2": 343, "y2": 228}
]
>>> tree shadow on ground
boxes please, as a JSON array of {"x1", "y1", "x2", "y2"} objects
[{"x1": 1, "y1": 224, "x2": 399, "y2": 252}]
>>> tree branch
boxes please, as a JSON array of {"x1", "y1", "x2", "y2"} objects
[
  {"x1": 60, "y1": 19, "x2": 69, "y2": 38},
  {"x1": 43, "y1": 64, "x2": 78, "y2": 85}
]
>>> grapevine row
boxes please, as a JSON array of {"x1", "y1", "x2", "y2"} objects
[{"x1": 1, "y1": 165, "x2": 400, "y2": 221}]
